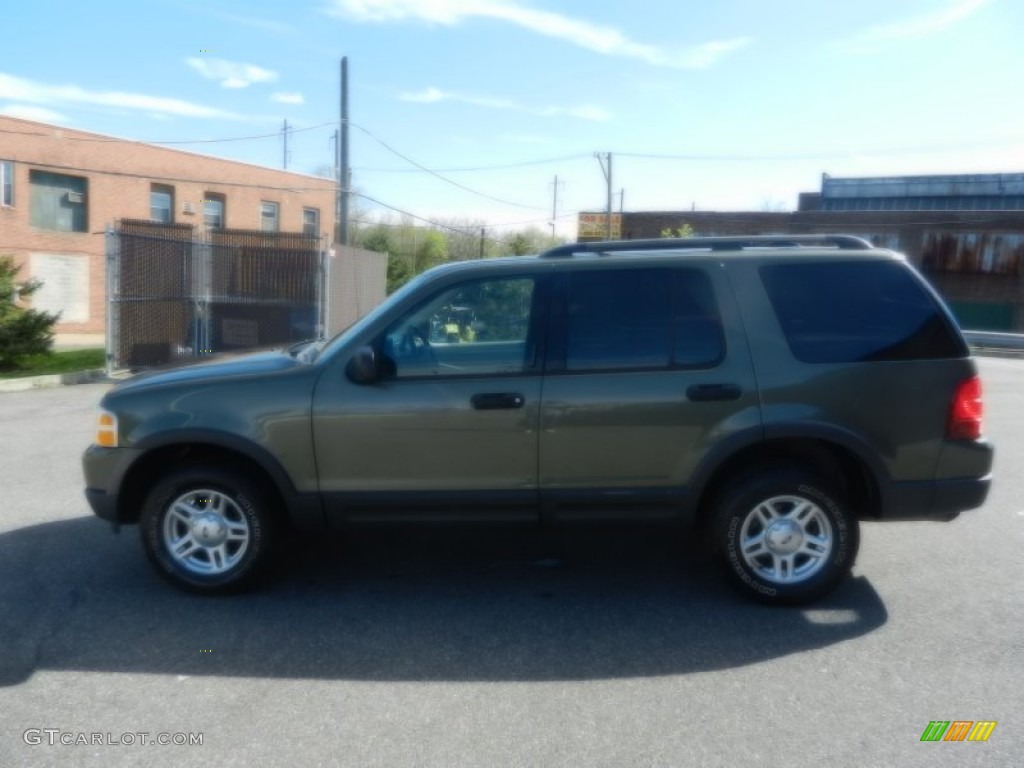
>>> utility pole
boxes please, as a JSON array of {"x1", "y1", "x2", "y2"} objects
[
  {"x1": 595, "y1": 152, "x2": 613, "y2": 239},
  {"x1": 549, "y1": 175, "x2": 564, "y2": 238},
  {"x1": 479, "y1": 227, "x2": 486, "y2": 259},
  {"x1": 619, "y1": 187, "x2": 624, "y2": 214},
  {"x1": 339, "y1": 56, "x2": 350, "y2": 246},
  {"x1": 331, "y1": 129, "x2": 340, "y2": 238},
  {"x1": 282, "y1": 119, "x2": 289, "y2": 169}
]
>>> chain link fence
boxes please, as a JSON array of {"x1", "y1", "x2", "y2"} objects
[{"x1": 107, "y1": 220, "x2": 326, "y2": 370}]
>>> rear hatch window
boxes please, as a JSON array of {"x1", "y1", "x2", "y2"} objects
[{"x1": 760, "y1": 261, "x2": 967, "y2": 363}]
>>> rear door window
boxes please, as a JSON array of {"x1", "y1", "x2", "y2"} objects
[
  {"x1": 760, "y1": 261, "x2": 965, "y2": 363},
  {"x1": 562, "y1": 268, "x2": 723, "y2": 371}
]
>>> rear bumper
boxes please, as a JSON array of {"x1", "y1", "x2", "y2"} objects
[
  {"x1": 879, "y1": 438, "x2": 994, "y2": 521},
  {"x1": 882, "y1": 475, "x2": 991, "y2": 521}
]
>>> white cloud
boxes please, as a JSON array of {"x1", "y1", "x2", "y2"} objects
[
  {"x1": 328, "y1": 0, "x2": 750, "y2": 69},
  {"x1": 185, "y1": 57, "x2": 278, "y2": 88},
  {"x1": 0, "y1": 72, "x2": 243, "y2": 119},
  {"x1": 399, "y1": 86, "x2": 610, "y2": 121},
  {"x1": 0, "y1": 104, "x2": 69, "y2": 123},
  {"x1": 271, "y1": 91, "x2": 305, "y2": 104},
  {"x1": 843, "y1": 0, "x2": 991, "y2": 51}
]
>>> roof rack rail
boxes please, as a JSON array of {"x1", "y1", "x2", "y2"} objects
[{"x1": 539, "y1": 234, "x2": 874, "y2": 258}]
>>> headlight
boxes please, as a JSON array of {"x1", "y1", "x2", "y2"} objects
[{"x1": 95, "y1": 409, "x2": 118, "y2": 447}]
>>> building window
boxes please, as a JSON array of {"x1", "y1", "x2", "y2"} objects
[
  {"x1": 1, "y1": 161, "x2": 13, "y2": 206},
  {"x1": 150, "y1": 184, "x2": 174, "y2": 223},
  {"x1": 260, "y1": 201, "x2": 279, "y2": 232},
  {"x1": 204, "y1": 194, "x2": 225, "y2": 228},
  {"x1": 302, "y1": 207, "x2": 319, "y2": 237},
  {"x1": 29, "y1": 170, "x2": 87, "y2": 232}
]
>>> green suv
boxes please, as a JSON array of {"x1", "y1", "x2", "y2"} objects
[{"x1": 82, "y1": 235, "x2": 994, "y2": 604}]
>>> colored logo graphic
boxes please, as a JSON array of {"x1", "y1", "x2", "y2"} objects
[{"x1": 920, "y1": 721, "x2": 997, "y2": 742}]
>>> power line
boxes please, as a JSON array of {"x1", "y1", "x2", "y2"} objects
[
  {"x1": 349, "y1": 121, "x2": 549, "y2": 212},
  {"x1": 354, "y1": 153, "x2": 591, "y2": 173},
  {"x1": 351, "y1": 190, "x2": 569, "y2": 247},
  {"x1": 353, "y1": 191, "x2": 496, "y2": 238}
]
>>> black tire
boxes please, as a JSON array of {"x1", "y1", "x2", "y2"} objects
[
  {"x1": 139, "y1": 465, "x2": 279, "y2": 594},
  {"x1": 709, "y1": 468, "x2": 859, "y2": 606}
]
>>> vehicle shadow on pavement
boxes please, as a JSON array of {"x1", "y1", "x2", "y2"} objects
[{"x1": 0, "y1": 517, "x2": 888, "y2": 686}]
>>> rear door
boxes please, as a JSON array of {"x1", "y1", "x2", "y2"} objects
[{"x1": 538, "y1": 262, "x2": 761, "y2": 522}]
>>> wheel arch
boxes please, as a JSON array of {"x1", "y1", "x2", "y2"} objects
[
  {"x1": 117, "y1": 430, "x2": 324, "y2": 531},
  {"x1": 691, "y1": 427, "x2": 886, "y2": 526}
]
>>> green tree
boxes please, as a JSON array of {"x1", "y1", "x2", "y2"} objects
[
  {"x1": 360, "y1": 225, "x2": 393, "y2": 255},
  {"x1": 415, "y1": 231, "x2": 448, "y2": 271},
  {"x1": 386, "y1": 253, "x2": 413, "y2": 294},
  {"x1": 660, "y1": 223, "x2": 695, "y2": 238},
  {"x1": 499, "y1": 227, "x2": 563, "y2": 255},
  {"x1": 0, "y1": 256, "x2": 59, "y2": 370},
  {"x1": 507, "y1": 233, "x2": 533, "y2": 256}
]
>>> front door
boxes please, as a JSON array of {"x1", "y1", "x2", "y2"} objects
[{"x1": 312, "y1": 273, "x2": 547, "y2": 524}]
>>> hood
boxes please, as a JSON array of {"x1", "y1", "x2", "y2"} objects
[{"x1": 111, "y1": 349, "x2": 305, "y2": 393}]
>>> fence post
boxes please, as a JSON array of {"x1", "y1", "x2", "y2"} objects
[
  {"x1": 193, "y1": 238, "x2": 212, "y2": 356},
  {"x1": 318, "y1": 243, "x2": 328, "y2": 340},
  {"x1": 105, "y1": 225, "x2": 119, "y2": 375}
]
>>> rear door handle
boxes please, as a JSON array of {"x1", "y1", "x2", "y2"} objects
[
  {"x1": 471, "y1": 392, "x2": 525, "y2": 410},
  {"x1": 687, "y1": 383, "x2": 742, "y2": 402}
]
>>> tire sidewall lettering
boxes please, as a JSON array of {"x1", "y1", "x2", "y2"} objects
[
  {"x1": 720, "y1": 477, "x2": 855, "y2": 601},
  {"x1": 141, "y1": 470, "x2": 271, "y2": 591},
  {"x1": 726, "y1": 515, "x2": 777, "y2": 596}
]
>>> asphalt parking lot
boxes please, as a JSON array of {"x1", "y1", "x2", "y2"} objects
[{"x1": 0, "y1": 357, "x2": 1021, "y2": 767}]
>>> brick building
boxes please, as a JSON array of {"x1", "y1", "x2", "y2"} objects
[
  {"x1": 579, "y1": 172, "x2": 1024, "y2": 331},
  {"x1": 0, "y1": 116, "x2": 336, "y2": 342}
]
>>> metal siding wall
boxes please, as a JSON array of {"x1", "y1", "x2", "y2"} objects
[{"x1": 325, "y1": 245, "x2": 388, "y2": 337}]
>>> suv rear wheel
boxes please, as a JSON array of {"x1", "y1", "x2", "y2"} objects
[
  {"x1": 710, "y1": 469, "x2": 859, "y2": 605},
  {"x1": 139, "y1": 465, "x2": 277, "y2": 594}
]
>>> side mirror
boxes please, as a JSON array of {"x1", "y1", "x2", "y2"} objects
[{"x1": 345, "y1": 346, "x2": 379, "y2": 384}]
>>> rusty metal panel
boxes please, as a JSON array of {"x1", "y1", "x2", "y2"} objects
[{"x1": 921, "y1": 232, "x2": 1024, "y2": 275}]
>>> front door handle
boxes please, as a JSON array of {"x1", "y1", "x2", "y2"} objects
[
  {"x1": 687, "y1": 383, "x2": 742, "y2": 402},
  {"x1": 471, "y1": 392, "x2": 525, "y2": 410}
]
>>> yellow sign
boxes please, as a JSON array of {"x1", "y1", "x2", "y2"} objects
[{"x1": 578, "y1": 213, "x2": 622, "y2": 239}]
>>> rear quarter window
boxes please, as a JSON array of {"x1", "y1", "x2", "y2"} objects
[{"x1": 759, "y1": 260, "x2": 966, "y2": 363}]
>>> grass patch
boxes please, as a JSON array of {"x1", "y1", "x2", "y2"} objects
[{"x1": 0, "y1": 348, "x2": 105, "y2": 378}]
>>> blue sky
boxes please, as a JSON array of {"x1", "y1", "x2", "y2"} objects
[{"x1": 3, "y1": 0, "x2": 1023, "y2": 236}]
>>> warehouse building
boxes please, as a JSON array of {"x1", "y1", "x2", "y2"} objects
[{"x1": 579, "y1": 172, "x2": 1024, "y2": 331}]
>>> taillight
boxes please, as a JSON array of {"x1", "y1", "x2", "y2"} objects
[{"x1": 947, "y1": 375, "x2": 983, "y2": 440}]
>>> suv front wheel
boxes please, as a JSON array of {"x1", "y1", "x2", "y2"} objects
[
  {"x1": 710, "y1": 469, "x2": 859, "y2": 605},
  {"x1": 139, "y1": 465, "x2": 277, "y2": 594}
]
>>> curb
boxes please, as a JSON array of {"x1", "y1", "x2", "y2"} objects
[{"x1": 0, "y1": 369, "x2": 110, "y2": 393}]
